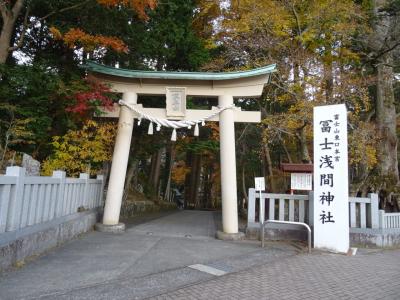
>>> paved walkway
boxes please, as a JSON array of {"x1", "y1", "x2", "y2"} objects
[
  {"x1": 0, "y1": 210, "x2": 399, "y2": 299},
  {"x1": 0, "y1": 211, "x2": 297, "y2": 299},
  {"x1": 153, "y1": 249, "x2": 400, "y2": 300}
]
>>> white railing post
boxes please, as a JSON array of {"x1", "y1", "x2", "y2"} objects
[
  {"x1": 289, "y1": 198, "x2": 295, "y2": 222},
  {"x1": 308, "y1": 191, "x2": 314, "y2": 227},
  {"x1": 299, "y1": 199, "x2": 305, "y2": 223},
  {"x1": 350, "y1": 201, "x2": 356, "y2": 228},
  {"x1": 278, "y1": 197, "x2": 285, "y2": 221},
  {"x1": 96, "y1": 175, "x2": 105, "y2": 208},
  {"x1": 52, "y1": 170, "x2": 66, "y2": 217},
  {"x1": 248, "y1": 188, "x2": 255, "y2": 224},
  {"x1": 269, "y1": 197, "x2": 275, "y2": 220},
  {"x1": 379, "y1": 210, "x2": 386, "y2": 229},
  {"x1": 259, "y1": 191, "x2": 265, "y2": 224},
  {"x1": 5, "y1": 166, "x2": 25, "y2": 231},
  {"x1": 0, "y1": 179, "x2": 13, "y2": 233},
  {"x1": 360, "y1": 202, "x2": 367, "y2": 228},
  {"x1": 369, "y1": 193, "x2": 379, "y2": 229},
  {"x1": 80, "y1": 173, "x2": 90, "y2": 209}
]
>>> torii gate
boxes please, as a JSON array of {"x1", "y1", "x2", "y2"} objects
[{"x1": 85, "y1": 61, "x2": 276, "y2": 239}]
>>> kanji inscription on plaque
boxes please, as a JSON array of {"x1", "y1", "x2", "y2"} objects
[{"x1": 166, "y1": 87, "x2": 186, "y2": 118}]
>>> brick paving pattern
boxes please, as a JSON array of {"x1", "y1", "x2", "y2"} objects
[{"x1": 151, "y1": 250, "x2": 400, "y2": 300}]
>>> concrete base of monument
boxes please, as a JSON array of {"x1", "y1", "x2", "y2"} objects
[
  {"x1": 246, "y1": 224, "x2": 308, "y2": 241},
  {"x1": 350, "y1": 228, "x2": 400, "y2": 248},
  {"x1": 216, "y1": 230, "x2": 245, "y2": 241},
  {"x1": 94, "y1": 222, "x2": 125, "y2": 233}
]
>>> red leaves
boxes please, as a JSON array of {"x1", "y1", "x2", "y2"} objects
[{"x1": 66, "y1": 79, "x2": 115, "y2": 117}]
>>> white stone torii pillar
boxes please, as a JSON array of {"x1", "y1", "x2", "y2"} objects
[
  {"x1": 96, "y1": 92, "x2": 137, "y2": 232},
  {"x1": 218, "y1": 95, "x2": 239, "y2": 234}
]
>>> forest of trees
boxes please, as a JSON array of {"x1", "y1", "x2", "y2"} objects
[{"x1": 0, "y1": 0, "x2": 399, "y2": 211}]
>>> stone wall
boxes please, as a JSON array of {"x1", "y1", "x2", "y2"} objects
[
  {"x1": 0, "y1": 209, "x2": 100, "y2": 271},
  {"x1": 246, "y1": 224, "x2": 308, "y2": 242},
  {"x1": 350, "y1": 228, "x2": 400, "y2": 248},
  {"x1": 246, "y1": 225, "x2": 400, "y2": 248},
  {"x1": 121, "y1": 200, "x2": 177, "y2": 218}
]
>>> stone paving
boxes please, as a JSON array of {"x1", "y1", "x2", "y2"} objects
[
  {"x1": 152, "y1": 249, "x2": 400, "y2": 300},
  {"x1": 0, "y1": 211, "x2": 296, "y2": 299},
  {"x1": 0, "y1": 210, "x2": 399, "y2": 300}
]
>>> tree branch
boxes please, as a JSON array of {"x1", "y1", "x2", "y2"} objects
[
  {"x1": 37, "y1": 0, "x2": 92, "y2": 23},
  {"x1": 236, "y1": 124, "x2": 250, "y2": 144},
  {"x1": 8, "y1": 6, "x2": 29, "y2": 52},
  {"x1": 290, "y1": 1, "x2": 302, "y2": 36},
  {"x1": 6, "y1": 0, "x2": 92, "y2": 53},
  {"x1": 11, "y1": 0, "x2": 24, "y2": 17},
  {"x1": 271, "y1": 81, "x2": 300, "y2": 101},
  {"x1": 0, "y1": 1, "x2": 8, "y2": 20},
  {"x1": 366, "y1": 109, "x2": 375, "y2": 122},
  {"x1": 378, "y1": 41, "x2": 400, "y2": 58}
]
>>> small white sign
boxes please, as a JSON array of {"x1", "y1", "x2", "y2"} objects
[
  {"x1": 313, "y1": 104, "x2": 349, "y2": 253},
  {"x1": 254, "y1": 177, "x2": 265, "y2": 191},
  {"x1": 166, "y1": 87, "x2": 186, "y2": 118},
  {"x1": 291, "y1": 173, "x2": 312, "y2": 191}
]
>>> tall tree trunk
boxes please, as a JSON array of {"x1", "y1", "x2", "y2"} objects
[
  {"x1": 203, "y1": 163, "x2": 213, "y2": 209},
  {"x1": 376, "y1": 52, "x2": 399, "y2": 183},
  {"x1": 296, "y1": 126, "x2": 311, "y2": 163},
  {"x1": 0, "y1": 0, "x2": 25, "y2": 64},
  {"x1": 163, "y1": 143, "x2": 175, "y2": 201},
  {"x1": 372, "y1": 0, "x2": 399, "y2": 186},
  {"x1": 324, "y1": 42, "x2": 334, "y2": 103},
  {"x1": 148, "y1": 148, "x2": 162, "y2": 199},
  {"x1": 368, "y1": 0, "x2": 400, "y2": 210},
  {"x1": 241, "y1": 165, "x2": 248, "y2": 208},
  {"x1": 184, "y1": 151, "x2": 193, "y2": 208},
  {"x1": 153, "y1": 147, "x2": 163, "y2": 197},
  {"x1": 263, "y1": 143, "x2": 275, "y2": 192},
  {"x1": 278, "y1": 136, "x2": 293, "y2": 163},
  {"x1": 123, "y1": 160, "x2": 138, "y2": 201},
  {"x1": 189, "y1": 154, "x2": 202, "y2": 208}
]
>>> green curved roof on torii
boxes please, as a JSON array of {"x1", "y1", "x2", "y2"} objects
[{"x1": 83, "y1": 61, "x2": 277, "y2": 81}]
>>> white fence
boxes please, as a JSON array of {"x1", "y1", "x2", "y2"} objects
[
  {"x1": 248, "y1": 188, "x2": 398, "y2": 230},
  {"x1": 248, "y1": 189, "x2": 310, "y2": 225},
  {"x1": 0, "y1": 166, "x2": 104, "y2": 233},
  {"x1": 379, "y1": 211, "x2": 400, "y2": 229},
  {"x1": 349, "y1": 195, "x2": 379, "y2": 229}
]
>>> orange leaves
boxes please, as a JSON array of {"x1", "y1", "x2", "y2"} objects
[
  {"x1": 48, "y1": 1, "x2": 158, "y2": 52},
  {"x1": 51, "y1": 27, "x2": 128, "y2": 53},
  {"x1": 49, "y1": 27, "x2": 62, "y2": 40},
  {"x1": 205, "y1": 122, "x2": 220, "y2": 141},
  {"x1": 96, "y1": 0, "x2": 157, "y2": 20},
  {"x1": 171, "y1": 161, "x2": 190, "y2": 185}
]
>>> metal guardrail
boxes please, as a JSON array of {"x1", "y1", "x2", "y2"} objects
[{"x1": 261, "y1": 220, "x2": 312, "y2": 254}]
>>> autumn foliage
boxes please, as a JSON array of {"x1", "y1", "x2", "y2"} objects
[
  {"x1": 42, "y1": 121, "x2": 117, "y2": 176},
  {"x1": 48, "y1": 0, "x2": 157, "y2": 53},
  {"x1": 50, "y1": 27, "x2": 128, "y2": 53},
  {"x1": 96, "y1": 0, "x2": 157, "y2": 20},
  {"x1": 66, "y1": 79, "x2": 115, "y2": 117}
]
